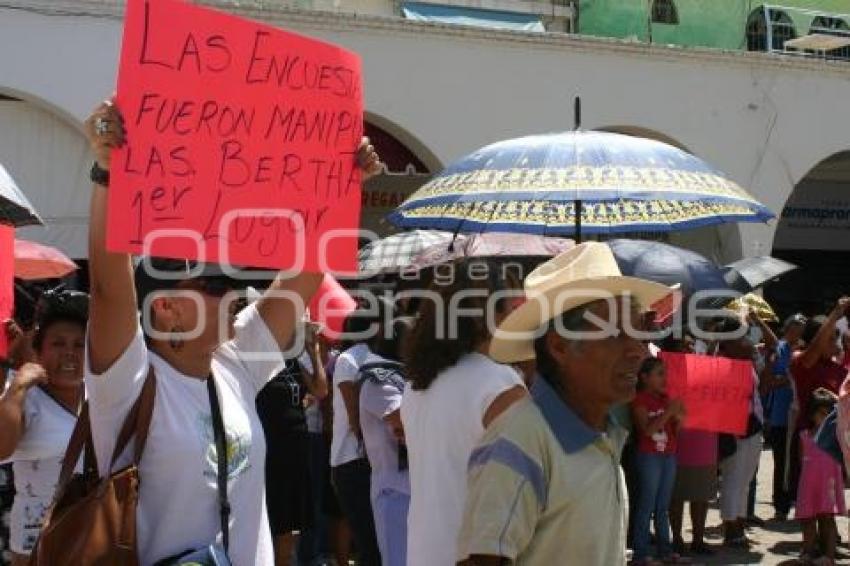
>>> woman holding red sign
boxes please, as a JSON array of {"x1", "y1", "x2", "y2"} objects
[{"x1": 81, "y1": 98, "x2": 380, "y2": 566}]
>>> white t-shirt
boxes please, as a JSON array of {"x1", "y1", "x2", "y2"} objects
[
  {"x1": 401, "y1": 352, "x2": 524, "y2": 566},
  {"x1": 330, "y1": 343, "x2": 371, "y2": 467},
  {"x1": 84, "y1": 304, "x2": 282, "y2": 566},
  {"x1": 358, "y1": 358, "x2": 408, "y2": 498},
  {"x1": 2, "y1": 385, "x2": 78, "y2": 554}
]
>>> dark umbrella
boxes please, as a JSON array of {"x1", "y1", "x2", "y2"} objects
[
  {"x1": 0, "y1": 163, "x2": 42, "y2": 227},
  {"x1": 723, "y1": 256, "x2": 797, "y2": 293},
  {"x1": 607, "y1": 239, "x2": 730, "y2": 298}
]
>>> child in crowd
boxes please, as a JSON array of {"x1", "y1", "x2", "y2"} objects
[
  {"x1": 797, "y1": 388, "x2": 845, "y2": 565},
  {"x1": 631, "y1": 357, "x2": 690, "y2": 565}
]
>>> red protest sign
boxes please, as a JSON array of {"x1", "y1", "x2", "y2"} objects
[
  {"x1": 0, "y1": 225, "x2": 14, "y2": 357},
  {"x1": 659, "y1": 352, "x2": 754, "y2": 435},
  {"x1": 109, "y1": 0, "x2": 363, "y2": 273}
]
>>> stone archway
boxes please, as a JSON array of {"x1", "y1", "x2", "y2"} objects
[
  {"x1": 595, "y1": 125, "x2": 692, "y2": 153},
  {"x1": 767, "y1": 151, "x2": 850, "y2": 316},
  {"x1": 746, "y1": 7, "x2": 797, "y2": 52},
  {"x1": 0, "y1": 93, "x2": 91, "y2": 258},
  {"x1": 361, "y1": 115, "x2": 438, "y2": 239}
]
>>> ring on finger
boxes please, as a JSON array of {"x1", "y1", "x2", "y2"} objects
[{"x1": 94, "y1": 117, "x2": 110, "y2": 136}]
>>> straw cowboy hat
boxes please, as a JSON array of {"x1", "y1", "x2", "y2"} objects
[{"x1": 490, "y1": 242, "x2": 677, "y2": 363}]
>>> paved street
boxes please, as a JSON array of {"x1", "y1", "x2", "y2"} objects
[{"x1": 679, "y1": 446, "x2": 849, "y2": 565}]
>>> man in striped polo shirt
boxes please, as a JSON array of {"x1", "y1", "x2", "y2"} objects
[{"x1": 457, "y1": 243, "x2": 676, "y2": 566}]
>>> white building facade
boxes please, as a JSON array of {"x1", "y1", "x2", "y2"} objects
[{"x1": 1, "y1": 0, "x2": 849, "y2": 309}]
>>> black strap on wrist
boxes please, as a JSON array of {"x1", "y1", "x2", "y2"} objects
[{"x1": 90, "y1": 161, "x2": 110, "y2": 187}]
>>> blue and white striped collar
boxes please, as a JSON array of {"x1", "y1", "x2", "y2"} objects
[{"x1": 531, "y1": 374, "x2": 614, "y2": 455}]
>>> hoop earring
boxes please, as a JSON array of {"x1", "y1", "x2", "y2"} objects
[{"x1": 170, "y1": 324, "x2": 185, "y2": 352}]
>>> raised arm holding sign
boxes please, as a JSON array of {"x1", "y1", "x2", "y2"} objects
[
  {"x1": 79, "y1": 1, "x2": 380, "y2": 563},
  {"x1": 87, "y1": 0, "x2": 380, "y2": 376}
]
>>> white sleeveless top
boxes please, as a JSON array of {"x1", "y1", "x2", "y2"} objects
[
  {"x1": 401, "y1": 353, "x2": 524, "y2": 566},
  {"x1": 2, "y1": 384, "x2": 79, "y2": 554}
]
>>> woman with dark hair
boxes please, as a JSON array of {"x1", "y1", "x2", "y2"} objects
[
  {"x1": 796, "y1": 388, "x2": 844, "y2": 564},
  {"x1": 667, "y1": 332, "x2": 717, "y2": 557},
  {"x1": 400, "y1": 259, "x2": 526, "y2": 566},
  {"x1": 787, "y1": 299, "x2": 848, "y2": 510},
  {"x1": 791, "y1": 301, "x2": 848, "y2": 431},
  {"x1": 630, "y1": 357, "x2": 686, "y2": 565},
  {"x1": 359, "y1": 312, "x2": 410, "y2": 566},
  {"x1": 255, "y1": 320, "x2": 328, "y2": 566},
  {"x1": 329, "y1": 309, "x2": 383, "y2": 566},
  {"x1": 0, "y1": 290, "x2": 88, "y2": 565},
  {"x1": 82, "y1": 99, "x2": 380, "y2": 565},
  {"x1": 758, "y1": 313, "x2": 806, "y2": 522}
]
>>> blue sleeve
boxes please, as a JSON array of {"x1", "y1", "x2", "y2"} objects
[{"x1": 772, "y1": 342, "x2": 791, "y2": 375}]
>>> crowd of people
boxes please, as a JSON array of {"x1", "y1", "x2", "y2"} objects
[
  {"x1": 0, "y1": 100, "x2": 849, "y2": 566},
  {"x1": 621, "y1": 307, "x2": 850, "y2": 566}
]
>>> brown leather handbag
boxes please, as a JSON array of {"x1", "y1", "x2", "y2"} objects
[{"x1": 29, "y1": 368, "x2": 156, "y2": 566}]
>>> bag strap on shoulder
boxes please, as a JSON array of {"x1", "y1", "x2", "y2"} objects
[
  {"x1": 110, "y1": 366, "x2": 157, "y2": 469},
  {"x1": 207, "y1": 374, "x2": 230, "y2": 554},
  {"x1": 58, "y1": 403, "x2": 95, "y2": 488},
  {"x1": 57, "y1": 366, "x2": 157, "y2": 490}
]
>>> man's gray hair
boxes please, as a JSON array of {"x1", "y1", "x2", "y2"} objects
[{"x1": 533, "y1": 300, "x2": 600, "y2": 383}]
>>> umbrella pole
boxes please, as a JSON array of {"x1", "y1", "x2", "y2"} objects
[
  {"x1": 575, "y1": 199, "x2": 582, "y2": 243},
  {"x1": 449, "y1": 229, "x2": 460, "y2": 252},
  {"x1": 573, "y1": 97, "x2": 582, "y2": 244}
]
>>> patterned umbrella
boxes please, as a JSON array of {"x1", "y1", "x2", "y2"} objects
[
  {"x1": 358, "y1": 230, "x2": 452, "y2": 274},
  {"x1": 388, "y1": 131, "x2": 773, "y2": 238},
  {"x1": 726, "y1": 293, "x2": 779, "y2": 324},
  {"x1": 410, "y1": 232, "x2": 573, "y2": 270},
  {"x1": 0, "y1": 163, "x2": 42, "y2": 227}
]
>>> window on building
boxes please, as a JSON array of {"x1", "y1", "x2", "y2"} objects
[
  {"x1": 746, "y1": 8, "x2": 796, "y2": 52},
  {"x1": 651, "y1": 0, "x2": 678, "y2": 25},
  {"x1": 810, "y1": 16, "x2": 850, "y2": 60},
  {"x1": 810, "y1": 16, "x2": 849, "y2": 33}
]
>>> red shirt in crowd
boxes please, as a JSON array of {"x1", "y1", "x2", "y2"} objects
[
  {"x1": 791, "y1": 351, "x2": 846, "y2": 430},
  {"x1": 632, "y1": 391, "x2": 678, "y2": 455}
]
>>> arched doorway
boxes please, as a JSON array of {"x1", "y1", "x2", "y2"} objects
[
  {"x1": 651, "y1": 0, "x2": 679, "y2": 25},
  {"x1": 767, "y1": 151, "x2": 850, "y2": 316},
  {"x1": 810, "y1": 15, "x2": 850, "y2": 61},
  {"x1": 361, "y1": 119, "x2": 436, "y2": 239},
  {"x1": 0, "y1": 94, "x2": 91, "y2": 259},
  {"x1": 746, "y1": 7, "x2": 797, "y2": 52}
]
